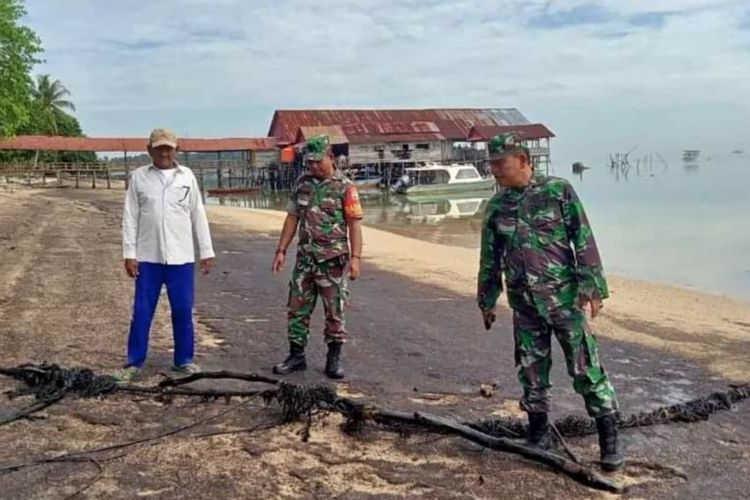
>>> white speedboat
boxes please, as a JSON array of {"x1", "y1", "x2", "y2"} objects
[{"x1": 394, "y1": 163, "x2": 495, "y2": 195}]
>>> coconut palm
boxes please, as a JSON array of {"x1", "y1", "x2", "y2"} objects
[{"x1": 31, "y1": 74, "x2": 76, "y2": 135}]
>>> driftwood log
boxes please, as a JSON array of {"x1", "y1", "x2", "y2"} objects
[
  {"x1": 157, "y1": 370, "x2": 279, "y2": 388},
  {"x1": 334, "y1": 400, "x2": 621, "y2": 493},
  {"x1": 413, "y1": 412, "x2": 621, "y2": 493}
]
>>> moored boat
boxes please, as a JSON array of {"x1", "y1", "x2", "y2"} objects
[{"x1": 394, "y1": 163, "x2": 495, "y2": 195}]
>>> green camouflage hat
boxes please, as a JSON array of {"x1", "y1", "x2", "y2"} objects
[
  {"x1": 488, "y1": 133, "x2": 528, "y2": 160},
  {"x1": 305, "y1": 135, "x2": 330, "y2": 161}
]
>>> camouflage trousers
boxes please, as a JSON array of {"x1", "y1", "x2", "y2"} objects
[
  {"x1": 512, "y1": 295, "x2": 618, "y2": 418},
  {"x1": 287, "y1": 253, "x2": 349, "y2": 347}
]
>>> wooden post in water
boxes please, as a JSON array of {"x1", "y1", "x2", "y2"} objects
[
  {"x1": 221, "y1": 151, "x2": 229, "y2": 188},
  {"x1": 244, "y1": 151, "x2": 250, "y2": 187},
  {"x1": 75, "y1": 170, "x2": 80, "y2": 188},
  {"x1": 106, "y1": 168, "x2": 111, "y2": 189},
  {"x1": 91, "y1": 170, "x2": 96, "y2": 189},
  {"x1": 56, "y1": 169, "x2": 62, "y2": 187}
]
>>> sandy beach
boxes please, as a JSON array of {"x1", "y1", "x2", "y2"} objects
[
  {"x1": 1, "y1": 184, "x2": 749, "y2": 499},
  {"x1": 209, "y1": 206, "x2": 750, "y2": 382}
]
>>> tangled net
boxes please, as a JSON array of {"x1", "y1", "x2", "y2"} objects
[
  {"x1": 2, "y1": 363, "x2": 749, "y2": 441},
  {"x1": 0, "y1": 364, "x2": 118, "y2": 401},
  {"x1": 263, "y1": 382, "x2": 337, "y2": 422},
  {"x1": 3, "y1": 364, "x2": 750, "y2": 494},
  {"x1": 471, "y1": 384, "x2": 750, "y2": 438}
]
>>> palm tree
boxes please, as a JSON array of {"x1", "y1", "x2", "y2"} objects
[{"x1": 31, "y1": 74, "x2": 76, "y2": 135}]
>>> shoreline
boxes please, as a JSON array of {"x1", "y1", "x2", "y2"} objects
[
  {"x1": 208, "y1": 205, "x2": 750, "y2": 381},
  {"x1": 2, "y1": 185, "x2": 749, "y2": 498},
  {"x1": 3, "y1": 182, "x2": 749, "y2": 380}
]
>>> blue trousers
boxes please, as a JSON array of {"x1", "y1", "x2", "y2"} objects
[{"x1": 127, "y1": 262, "x2": 195, "y2": 368}]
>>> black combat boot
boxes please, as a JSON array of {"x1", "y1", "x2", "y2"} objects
[
  {"x1": 527, "y1": 412, "x2": 552, "y2": 450},
  {"x1": 596, "y1": 414, "x2": 624, "y2": 471},
  {"x1": 273, "y1": 343, "x2": 307, "y2": 375},
  {"x1": 324, "y1": 342, "x2": 345, "y2": 379}
]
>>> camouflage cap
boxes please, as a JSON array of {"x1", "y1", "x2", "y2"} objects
[
  {"x1": 488, "y1": 133, "x2": 528, "y2": 160},
  {"x1": 304, "y1": 135, "x2": 330, "y2": 161}
]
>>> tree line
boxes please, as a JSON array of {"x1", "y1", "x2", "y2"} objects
[{"x1": 0, "y1": 0, "x2": 95, "y2": 162}]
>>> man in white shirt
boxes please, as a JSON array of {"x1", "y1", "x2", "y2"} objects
[{"x1": 116, "y1": 128, "x2": 215, "y2": 382}]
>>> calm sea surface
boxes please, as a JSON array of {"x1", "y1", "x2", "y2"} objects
[{"x1": 206, "y1": 153, "x2": 750, "y2": 301}]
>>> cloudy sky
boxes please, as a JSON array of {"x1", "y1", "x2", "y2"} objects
[{"x1": 23, "y1": 0, "x2": 750, "y2": 164}]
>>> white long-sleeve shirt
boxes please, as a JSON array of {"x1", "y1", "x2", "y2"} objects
[{"x1": 122, "y1": 164, "x2": 215, "y2": 265}]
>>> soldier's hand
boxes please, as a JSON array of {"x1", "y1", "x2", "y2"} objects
[
  {"x1": 349, "y1": 256, "x2": 361, "y2": 280},
  {"x1": 481, "y1": 308, "x2": 497, "y2": 330},
  {"x1": 579, "y1": 296, "x2": 604, "y2": 319},
  {"x1": 124, "y1": 259, "x2": 138, "y2": 279},
  {"x1": 589, "y1": 298, "x2": 603, "y2": 318},
  {"x1": 271, "y1": 251, "x2": 286, "y2": 274}
]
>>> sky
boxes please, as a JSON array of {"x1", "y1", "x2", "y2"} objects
[{"x1": 22, "y1": 0, "x2": 750, "y2": 166}]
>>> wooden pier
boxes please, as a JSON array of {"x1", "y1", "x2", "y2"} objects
[
  {"x1": 0, "y1": 162, "x2": 116, "y2": 189},
  {"x1": 0, "y1": 159, "x2": 301, "y2": 192}
]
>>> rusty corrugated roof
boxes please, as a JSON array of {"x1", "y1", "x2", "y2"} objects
[
  {"x1": 296, "y1": 126, "x2": 348, "y2": 145},
  {"x1": 0, "y1": 136, "x2": 278, "y2": 152},
  {"x1": 268, "y1": 108, "x2": 532, "y2": 144},
  {"x1": 466, "y1": 124, "x2": 556, "y2": 142},
  {"x1": 293, "y1": 122, "x2": 446, "y2": 146},
  {"x1": 341, "y1": 121, "x2": 442, "y2": 136}
]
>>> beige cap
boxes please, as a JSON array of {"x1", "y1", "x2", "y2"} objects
[{"x1": 149, "y1": 128, "x2": 178, "y2": 149}]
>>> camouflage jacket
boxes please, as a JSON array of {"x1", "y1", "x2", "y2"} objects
[
  {"x1": 477, "y1": 174, "x2": 609, "y2": 314},
  {"x1": 287, "y1": 173, "x2": 363, "y2": 262}
]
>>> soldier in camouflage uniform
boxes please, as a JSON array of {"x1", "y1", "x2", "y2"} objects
[
  {"x1": 271, "y1": 136, "x2": 363, "y2": 379},
  {"x1": 477, "y1": 133, "x2": 624, "y2": 471}
]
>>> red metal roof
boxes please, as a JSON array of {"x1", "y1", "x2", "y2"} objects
[
  {"x1": 295, "y1": 126, "x2": 348, "y2": 145},
  {"x1": 268, "y1": 108, "x2": 533, "y2": 144},
  {"x1": 292, "y1": 122, "x2": 446, "y2": 146},
  {"x1": 341, "y1": 121, "x2": 442, "y2": 136},
  {"x1": 466, "y1": 124, "x2": 555, "y2": 142},
  {"x1": 0, "y1": 136, "x2": 277, "y2": 152}
]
